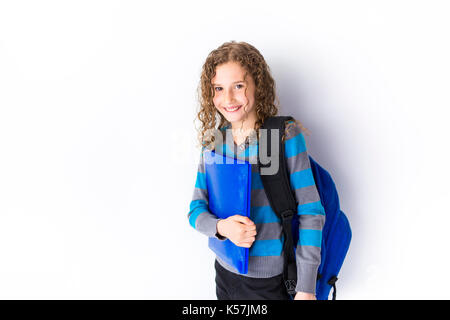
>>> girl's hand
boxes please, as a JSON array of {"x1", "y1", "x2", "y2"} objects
[
  {"x1": 217, "y1": 215, "x2": 257, "y2": 248},
  {"x1": 294, "y1": 292, "x2": 317, "y2": 300}
]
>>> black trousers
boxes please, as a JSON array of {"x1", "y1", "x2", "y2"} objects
[{"x1": 214, "y1": 259, "x2": 291, "y2": 300}]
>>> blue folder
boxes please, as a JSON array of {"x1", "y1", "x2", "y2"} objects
[{"x1": 204, "y1": 149, "x2": 252, "y2": 274}]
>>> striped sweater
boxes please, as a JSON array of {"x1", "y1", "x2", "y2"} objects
[{"x1": 188, "y1": 120, "x2": 326, "y2": 294}]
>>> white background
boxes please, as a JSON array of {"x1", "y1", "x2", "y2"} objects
[{"x1": 1, "y1": 0, "x2": 449, "y2": 299}]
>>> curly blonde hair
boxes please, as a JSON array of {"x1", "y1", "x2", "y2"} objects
[{"x1": 195, "y1": 40, "x2": 309, "y2": 149}]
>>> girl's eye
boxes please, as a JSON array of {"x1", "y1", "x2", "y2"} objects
[{"x1": 214, "y1": 84, "x2": 243, "y2": 92}]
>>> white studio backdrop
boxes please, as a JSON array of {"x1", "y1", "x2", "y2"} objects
[{"x1": 0, "y1": 0, "x2": 449, "y2": 299}]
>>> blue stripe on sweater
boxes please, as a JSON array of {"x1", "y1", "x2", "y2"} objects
[
  {"x1": 188, "y1": 199, "x2": 208, "y2": 228},
  {"x1": 285, "y1": 132, "x2": 307, "y2": 158},
  {"x1": 237, "y1": 144, "x2": 258, "y2": 158},
  {"x1": 194, "y1": 172, "x2": 206, "y2": 189},
  {"x1": 251, "y1": 172, "x2": 264, "y2": 189},
  {"x1": 298, "y1": 229, "x2": 322, "y2": 247},
  {"x1": 222, "y1": 143, "x2": 236, "y2": 159},
  {"x1": 290, "y1": 168, "x2": 316, "y2": 190},
  {"x1": 250, "y1": 206, "x2": 280, "y2": 224},
  {"x1": 297, "y1": 200, "x2": 326, "y2": 215},
  {"x1": 250, "y1": 238, "x2": 283, "y2": 256}
]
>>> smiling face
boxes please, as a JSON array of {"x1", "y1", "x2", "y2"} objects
[{"x1": 211, "y1": 61, "x2": 257, "y2": 130}]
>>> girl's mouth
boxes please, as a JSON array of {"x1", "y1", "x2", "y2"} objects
[{"x1": 224, "y1": 105, "x2": 242, "y2": 113}]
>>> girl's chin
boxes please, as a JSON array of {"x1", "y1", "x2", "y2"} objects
[{"x1": 223, "y1": 115, "x2": 246, "y2": 123}]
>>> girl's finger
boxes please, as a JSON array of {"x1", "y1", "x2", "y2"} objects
[
  {"x1": 237, "y1": 241, "x2": 253, "y2": 248},
  {"x1": 242, "y1": 236, "x2": 255, "y2": 243},
  {"x1": 232, "y1": 215, "x2": 255, "y2": 226},
  {"x1": 246, "y1": 230, "x2": 257, "y2": 237}
]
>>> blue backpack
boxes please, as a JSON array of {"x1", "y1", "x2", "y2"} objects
[{"x1": 259, "y1": 116, "x2": 352, "y2": 300}]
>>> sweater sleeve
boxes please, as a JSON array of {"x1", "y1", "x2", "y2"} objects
[
  {"x1": 284, "y1": 120, "x2": 326, "y2": 294},
  {"x1": 187, "y1": 150, "x2": 227, "y2": 240}
]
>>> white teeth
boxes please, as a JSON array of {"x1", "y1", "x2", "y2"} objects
[{"x1": 226, "y1": 105, "x2": 241, "y2": 111}]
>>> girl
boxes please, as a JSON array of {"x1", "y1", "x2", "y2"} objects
[{"x1": 188, "y1": 41, "x2": 325, "y2": 300}]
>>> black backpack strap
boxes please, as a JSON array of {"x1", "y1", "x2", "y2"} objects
[
  {"x1": 328, "y1": 275, "x2": 338, "y2": 300},
  {"x1": 258, "y1": 116, "x2": 298, "y2": 297}
]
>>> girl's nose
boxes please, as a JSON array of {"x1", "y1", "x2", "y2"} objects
[{"x1": 225, "y1": 90, "x2": 234, "y2": 104}]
